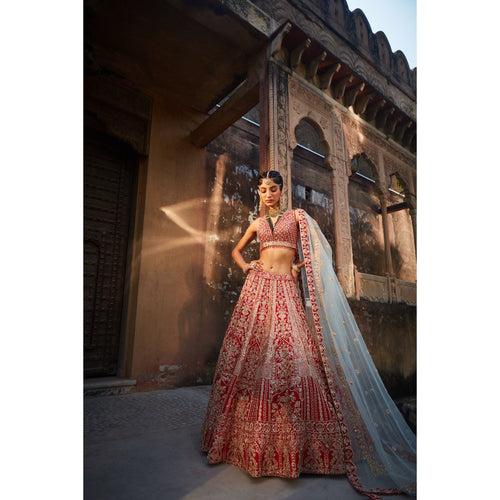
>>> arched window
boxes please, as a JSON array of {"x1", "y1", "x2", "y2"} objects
[
  {"x1": 389, "y1": 172, "x2": 406, "y2": 197},
  {"x1": 348, "y1": 154, "x2": 386, "y2": 275},
  {"x1": 291, "y1": 118, "x2": 335, "y2": 252},
  {"x1": 294, "y1": 119, "x2": 328, "y2": 157}
]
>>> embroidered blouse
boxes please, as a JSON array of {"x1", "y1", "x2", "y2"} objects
[{"x1": 257, "y1": 209, "x2": 298, "y2": 254}]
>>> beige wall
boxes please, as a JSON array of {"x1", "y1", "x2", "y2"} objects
[{"x1": 129, "y1": 94, "x2": 210, "y2": 390}]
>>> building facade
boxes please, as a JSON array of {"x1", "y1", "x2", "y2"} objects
[{"x1": 84, "y1": 0, "x2": 416, "y2": 400}]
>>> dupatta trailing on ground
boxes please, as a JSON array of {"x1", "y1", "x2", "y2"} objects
[{"x1": 295, "y1": 209, "x2": 416, "y2": 499}]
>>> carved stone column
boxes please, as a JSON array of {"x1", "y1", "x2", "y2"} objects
[
  {"x1": 259, "y1": 59, "x2": 292, "y2": 212},
  {"x1": 378, "y1": 190, "x2": 395, "y2": 277},
  {"x1": 406, "y1": 192, "x2": 417, "y2": 253},
  {"x1": 331, "y1": 115, "x2": 355, "y2": 297}
]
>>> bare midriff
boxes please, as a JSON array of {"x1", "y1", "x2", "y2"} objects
[{"x1": 259, "y1": 246, "x2": 295, "y2": 276}]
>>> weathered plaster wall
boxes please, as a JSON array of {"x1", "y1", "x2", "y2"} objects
[
  {"x1": 130, "y1": 94, "x2": 209, "y2": 390},
  {"x1": 387, "y1": 192, "x2": 416, "y2": 281},
  {"x1": 348, "y1": 181, "x2": 386, "y2": 275},
  {"x1": 348, "y1": 299, "x2": 416, "y2": 399},
  {"x1": 199, "y1": 120, "x2": 262, "y2": 382}
]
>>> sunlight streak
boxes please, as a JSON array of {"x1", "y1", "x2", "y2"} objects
[{"x1": 203, "y1": 154, "x2": 229, "y2": 283}]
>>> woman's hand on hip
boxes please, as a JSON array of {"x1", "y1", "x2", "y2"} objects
[
  {"x1": 291, "y1": 260, "x2": 305, "y2": 281},
  {"x1": 245, "y1": 259, "x2": 264, "y2": 273}
]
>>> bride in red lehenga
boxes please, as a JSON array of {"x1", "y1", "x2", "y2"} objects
[{"x1": 201, "y1": 170, "x2": 416, "y2": 499}]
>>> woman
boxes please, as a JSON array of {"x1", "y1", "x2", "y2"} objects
[{"x1": 201, "y1": 170, "x2": 416, "y2": 499}]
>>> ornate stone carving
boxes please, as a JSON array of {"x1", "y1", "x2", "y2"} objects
[
  {"x1": 354, "y1": 270, "x2": 390, "y2": 303},
  {"x1": 341, "y1": 112, "x2": 415, "y2": 166},
  {"x1": 259, "y1": 60, "x2": 291, "y2": 207},
  {"x1": 252, "y1": 0, "x2": 416, "y2": 119},
  {"x1": 395, "y1": 279, "x2": 416, "y2": 306},
  {"x1": 288, "y1": 75, "x2": 355, "y2": 297},
  {"x1": 354, "y1": 271, "x2": 415, "y2": 305}
]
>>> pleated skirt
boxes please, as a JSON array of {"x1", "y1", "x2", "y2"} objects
[{"x1": 201, "y1": 268, "x2": 347, "y2": 478}]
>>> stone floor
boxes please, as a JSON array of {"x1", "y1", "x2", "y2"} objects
[{"x1": 84, "y1": 385, "x2": 410, "y2": 500}]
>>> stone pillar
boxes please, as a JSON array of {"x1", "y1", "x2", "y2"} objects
[
  {"x1": 406, "y1": 192, "x2": 417, "y2": 253},
  {"x1": 331, "y1": 114, "x2": 355, "y2": 297},
  {"x1": 259, "y1": 59, "x2": 292, "y2": 212},
  {"x1": 378, "y1": 190, "x2": 395, "y2": 277}
]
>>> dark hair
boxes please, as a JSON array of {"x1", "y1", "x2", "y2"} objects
[{"x1": 257, "y1": 170, "x2": 284, "y2": 189}]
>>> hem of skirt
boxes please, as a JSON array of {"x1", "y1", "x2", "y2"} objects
[
  {"x1": 201, "y1": 445, "x2": 412, "y2": 498},
  {"x1": 202, "y1": 451, "x2": 347, "y2": 479}
]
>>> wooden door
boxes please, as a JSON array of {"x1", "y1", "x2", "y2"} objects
[{"x1": 84, "y1": 131, "x2": 136, "y2": 377}]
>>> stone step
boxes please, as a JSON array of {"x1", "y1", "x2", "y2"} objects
[{"x1": 84, "y1": 376, "x2": 137, "y2": 397}]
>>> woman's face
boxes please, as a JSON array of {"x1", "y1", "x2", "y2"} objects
[{"x1": 258, "y1": 178, "x2": 282, "y2": 209}]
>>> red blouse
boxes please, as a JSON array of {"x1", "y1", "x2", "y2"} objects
[{"x1": 257, "y1": 209, "x2": 298, "y2": 254}]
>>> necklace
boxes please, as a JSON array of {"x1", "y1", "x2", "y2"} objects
[{"x1": 268, "y1": 205, "x2": 284, "y2": 218}]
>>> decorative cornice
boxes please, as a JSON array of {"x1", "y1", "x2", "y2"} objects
[{"x1": 252, "y1": 0, "x2": 416, "y2": 119}]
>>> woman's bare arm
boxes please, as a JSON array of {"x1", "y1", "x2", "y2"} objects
[{"x1": 231, "y1": 219, "x2": 262, "y2": 273}]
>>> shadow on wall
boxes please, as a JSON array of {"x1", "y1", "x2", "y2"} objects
[
  {"x1": 391, "y1": 242, "x2": 404, "y2": 278},
  {"x1": 176, "y1": 261, "x2": 211, "y2": 385}
]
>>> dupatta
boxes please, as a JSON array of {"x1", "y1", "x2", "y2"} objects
[{"x1": 295, "y1": 208, "x2": 416, "y2": 499}]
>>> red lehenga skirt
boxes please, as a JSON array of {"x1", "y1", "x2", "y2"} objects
[{"x1": 201, "y1": 268, "x2": 347, "y2": 478}]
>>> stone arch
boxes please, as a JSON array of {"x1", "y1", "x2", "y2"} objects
[
  {"x1": 384, "y1": 163, "x2": 413, "y2": 195},
  {"x1": 388, "y1": 171, "x2": 410, "y2": 196},
  {"x1": 293, "y1": 117, "x2": 330, "y2": 163},
  {"x1": 350, "y1": 152, "x2": 382, "y2": 190},
  {"x1": 288, "y1": 91, "x2": 335, "y2": 170}
]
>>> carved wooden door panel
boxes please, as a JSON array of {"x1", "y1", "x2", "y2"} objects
[{"x1": 84, "y1": 132, "x2": 136, "y2": 377}]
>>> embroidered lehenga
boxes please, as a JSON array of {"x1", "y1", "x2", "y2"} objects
[{"x1": 201, "y1": 209, "x2": 416, "y2": 499}]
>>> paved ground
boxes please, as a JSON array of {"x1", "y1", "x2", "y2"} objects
[{"x1": 84, "y1": 385, "x2": 409, "y2": 500}]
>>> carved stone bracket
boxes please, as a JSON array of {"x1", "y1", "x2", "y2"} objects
[
  {"x1": 353, "y1": 91, "x2": 372, "y2": 115},
  {"x1": 385, "y1": 113, "x2": 403, "y2": 136},
  {"x1": 394, "y1": 118, "x2": 412, "y2": 143},
  {"x1": 306, "y1": 51, "x2": 327, "y2": 81},
  {"x1": 375, "y1": 106, "x2": 395, "y2": 130},
  {"x1": 402, "y1": 125, "x2": 416, "y2": 147},
  {"x1": 344, "y1": 82, "x2": 365, "y2": 108},
  {"x1": 290, "y1": 38, "x2": 311, "y2": 71},
  {"x1": 332, "y1": 74, "x2": 354, "y2": 100},
  {"x1": 318, "y1": 62, "x2": 341, "y2": 90},
  {"x1": 364, "y1": 98, "x2": 386, "y2": 122}
]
